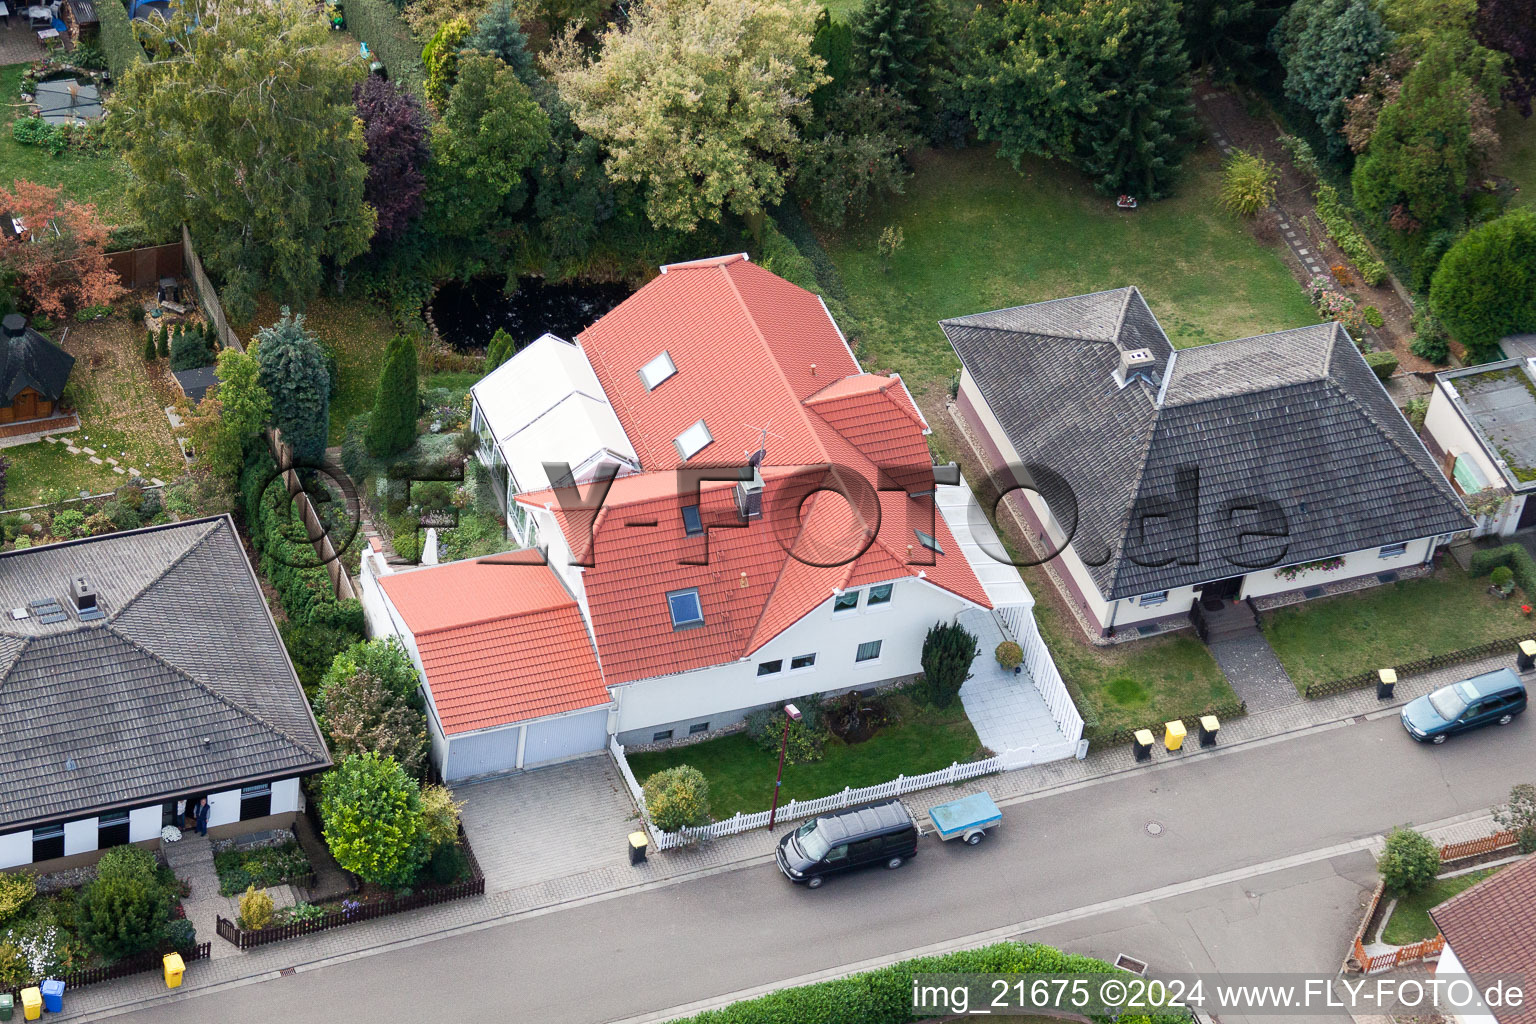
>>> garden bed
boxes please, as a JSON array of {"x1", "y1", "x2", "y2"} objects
[
  {"x1": 625, "y1": 689, "x2": 984, "y2": 819},
  {"x1": 214, "y1": 826, "x2": 484, "y2": 950},
  {"x1": 213, "y1": 840, "x2": 315, "y2": 897}
]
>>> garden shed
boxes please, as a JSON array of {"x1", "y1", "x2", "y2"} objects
[
  {"x1": 0, "y1": 314, "x2": 75, "y2": 424},
  {"x1": 65, "y1": 0, "x2": 99, "y2": 37}
]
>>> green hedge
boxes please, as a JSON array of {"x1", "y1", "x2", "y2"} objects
[
  {"x1": 240, "y1": 447, "x2": 366, "y2": 633},
  {"x1": 1469, "y1": 543, "x2": 1536, "y2": 596},
  {"x1": 1087, "y1": 697, "x2": 1249, "y2": 749},
  {"x1": 346, "y1": 0, "x2": 427, "y2": 102},
  {"x1": 98, "y1": 0, "x2": 148, "y2": 77},
  {"x1": 1314, "y1": 185, "x2": 1388, "y2": 286},
  {"x1": 675, "y1": 941, "x2": 1191, "y2": 1024},
  {"x1": 1364, "y1": 350, "x2": 1398, "y2": 380}
]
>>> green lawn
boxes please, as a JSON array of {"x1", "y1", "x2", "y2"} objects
[
  {"x1": 626, "y1": 693, "x2": 984, "y2": 819},
  {"x1": 823, "y1": 145, "x2": 1317, "y2": 395},
  {"x1": 1, "y1": 64, "x2": 132, "y2": 221},
  {"x1": 1495, "y1": 107, "x2": 1536, "y2": 209},
  {"x1": 238, "y1": 295, "x2": 395, "y2": 444},
  {"x1": 1263, "y1": 565, "x2": 1534, "y2": 694},
  {"x1": 1381, "y1": 867, "x2": 1498, "y2": 944}
]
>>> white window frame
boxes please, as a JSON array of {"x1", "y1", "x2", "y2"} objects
[
  {"x1": 789, "y1": 652, "x2": 817, "y2": 672},
  {"x1": 833, "y1": 590, "x2": 860, "y2": 614},
  {"x1": 1378, "y1": 543, "x2": 1408, "y2": 558},
  {"x1": 866, "y1": 583, "x2": 894, "y2": 610},
  {"x1": 854, "y1": 640, "x2": 882, "y2": 664},
  {"x1": 1139, "y1": 591, "x2": 1169, "y2": 607},
  {"x1": 639, "y1": 350, "x2": 677, "y2": 391},
  {"x1": 674, "y1": 419, "x2": 713, "y2": 461},
  {"x1": 756, "y1": 659, "x2": 783, "y2": 677}
]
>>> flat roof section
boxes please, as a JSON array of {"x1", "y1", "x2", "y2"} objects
[{"x1": 1442, "y1": 361, "x2": 1536, "y2": 490}]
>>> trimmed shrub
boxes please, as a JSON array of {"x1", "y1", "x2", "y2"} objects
[
  {"x1": 921, "y1": 620, "x2": 978, "y2": 708},
  {"x1": 96, "y1": 0, "x2": 148, "y2": 76},
  {"x1": 1364, "y1": 350, "x2": 1397, "y2": 380},
  {"x1": 320, "y1": 753, "x2": 432, "y2": 890},
  {"x1": 642, "y1": 765, "x2": 711, "y2": 832},
  {"x1": 1219, "y1": 149, "x2": 1277, "y2": 217},
  {"x1": 1491, "y1": 565, "x2": 1515, "y2": 591},
  {"x1": 1378, "y1": 827, "x2": 1440, "y2": 895},
  {"x1": 79, "y1": 846, "x2": 174, "y2": 961},
  {"x1": 156, "y1": 325, "x2": 170, "y2": 359},
  {"x1": 237, "y1": 885, "x2": 274, "y2": 930},
  {"x1": 0, "y1": 872, "x2": 36, "y2": 925},
  {"x1": 366, "y1": 334, "x2": 419, "y2": 458},
  {"x1": 1363, "y1": 305, "x2": 1383, "y2": 328},
  {"x1": 420, "y1": 785, "x2": 465, "y2": 849},
  {"x1": 1468, "y1": 544, "x2": 1536, "y2": 596},
  {"x1": 171, "y1": 325, "x2": 215, "y2": 370},
  {"x1": 143, "y1": 329, "x2": 157, "y2": 362},
  {"x1": 994, "y1": 641, "x2": 1023, "y2": 670}
]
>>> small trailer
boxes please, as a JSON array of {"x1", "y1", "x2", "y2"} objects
[{"x1": 926, "y1": 791, "x2": 1002, "y2": 846}]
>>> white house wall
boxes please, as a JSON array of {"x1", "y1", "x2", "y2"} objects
[
  {"x1": 129, "y1": 806, "x2": 161, "y2": 843},
  {"x1": 1101, "y1": 584, "x2": 1201, "y2": 630},
  {"x1": 1238, "y1": 538, "x2": 1433, "y2": 599},
  {"x1": 63, "y1": 818, "x2": 95, "y2": 857},
  {"x1": 613, "y1": 578, "x2": 971, "y2": 742},
  {"x1": 1436, "y1": 943, "x2": 1501, "y2": 1024},
  {"x1": 1424, "y1": 382, "x2": 1523, "y2": 536}
]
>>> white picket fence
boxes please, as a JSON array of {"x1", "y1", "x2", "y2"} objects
[
  {"x1": 1012, "y1": 612, "x2": 1085, "y2": 747},
  {"x1": 611, "y1": 736, "x2": 1068, "y2": 852}
]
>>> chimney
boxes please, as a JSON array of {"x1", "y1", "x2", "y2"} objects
[
  {"x1": 735, "y1": 465, "x2": 764, "y2": 520},
  {"x1": 2, "y1": 314, "x2": 25, "y2": 340},
  {"x1": 1114, "y1": 347, "x2": 1156, "y2": 388},
  {"x1": 70, "y1": 576, "x2": 97, "y2": 612}
]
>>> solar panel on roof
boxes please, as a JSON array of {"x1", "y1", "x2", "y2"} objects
[{"x1": 28, "y1": 598, "x2": 67, "y2": 624}]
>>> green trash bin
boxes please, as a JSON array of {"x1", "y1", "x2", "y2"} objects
[{"x1": 1, "y1": 991, "x2": 14, "y2": 1021}]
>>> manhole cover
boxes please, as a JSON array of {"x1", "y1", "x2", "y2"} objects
[{"x1": 1146, "y1": 821, "x2": 1164, "y2": 837}]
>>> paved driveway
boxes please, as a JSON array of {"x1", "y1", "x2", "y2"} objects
[{"x1": 456, "y1": 755, "x2": 641, "y2": 895}]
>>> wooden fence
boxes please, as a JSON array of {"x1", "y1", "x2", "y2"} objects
[
  {"x1": 214, "y1": 828, "x2": 483, "y2": 950},
  {"x1": 1439, "y1": 829, "x2": 1518, "y2": 862},
  {"x1": 1, "y1": 943, "x2": 210, "y2": 1002},
  {"x1": 181, "y1": 223, "x2": 243, "y2": 354},
  {"x1": 105, "y1": 243, "x2": 184, "y2": 291},
  {"x1": 1353, "y1": 934, "x2": 1446, "y2": 974},
  {"x1": 1305, "y1": 634, "x2": 1536, "y2": 698},
  {"x1": 613, "y1": 736, "x2": 1075, "y2": 852}
]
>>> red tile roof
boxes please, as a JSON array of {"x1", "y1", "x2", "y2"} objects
[
  {"x1": 1431, "y1": 853, "x2": 1536, "y2": 1024},
  {"x1": 378, "y1": 554, "x2": 610, "y2": 734},
  {"x1": 509, "y1": 256, "x2": 993, "y2": 684}
]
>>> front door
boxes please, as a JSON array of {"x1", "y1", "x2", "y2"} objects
[
  {"x1": 1199, "y1": 575, "x2": 1245, "y2": 609},
  {"x1": 12, "y1": 391, "x2": 36, "y2": 421}
]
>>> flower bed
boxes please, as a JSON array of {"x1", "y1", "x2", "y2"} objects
[
  {"x1": 213, "y1": 841, "x2": 315, "y2": 897},
  {"x1": 214, "y1": 827, "x2": 484, "y2": 950},
  {"x1": 1274, "y1": 556, "x2": 1346, "y2": 582}
]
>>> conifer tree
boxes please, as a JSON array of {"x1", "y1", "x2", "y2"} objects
[{"x1": 366, "y1": 334, "x2": 420, "y2": 458}]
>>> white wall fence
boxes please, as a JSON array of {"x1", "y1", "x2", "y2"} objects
[
  {"x1": 611, "y1": 736, "x2": 1070, "y2": 852},
  {"x1": 1010, "y1": 611, "x2": 1085, "y2": 748}
]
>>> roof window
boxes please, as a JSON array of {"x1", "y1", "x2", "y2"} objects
[
  {"x1": 674, "y1": 419, "x2": 713, "y2": 461},
  {"x1": 639, "y1": 350, "x2": 677, "y2": 391},
  {"x1": 915, "y1": 529, "x2": 944, "y2": 555},
  {"x1": 667, "y1": 588, "x2": 704, "y2": 629}
]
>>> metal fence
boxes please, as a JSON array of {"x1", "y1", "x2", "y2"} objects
[{"x1": 612, "y1": 736, "x2": 1071, "y2": 852}]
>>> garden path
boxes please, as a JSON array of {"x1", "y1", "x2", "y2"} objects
[
  {"x1": 957, "y1": 608, "x2": 1072, "y2": 756},
  {"x1": 165, "y1": 831, "x2": 298, "y2": 961},
  {"x1": 40, "y1": 433, "x2": 166, "y2": 486}
]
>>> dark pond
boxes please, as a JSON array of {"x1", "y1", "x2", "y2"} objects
[{"x1": 429, "y1": 276, "x2": 632, "y2": 352}]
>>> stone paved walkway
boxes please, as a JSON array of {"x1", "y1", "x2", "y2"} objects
[
  {"x1": 958, "y1": 608, "x2": 1070, "y2": 756},
  {"x1": 42, "y1": 650, "x2": 1535, "y2": 1020},
  {"x1": 1208, "y1": 629, "x2": 1302, "y2": 713}
]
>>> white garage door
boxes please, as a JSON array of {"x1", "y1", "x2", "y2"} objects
[{"x1": 522, "y1": 709, "x2": 609, "y2": 767}]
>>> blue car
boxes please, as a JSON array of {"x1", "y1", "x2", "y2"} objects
[{"x1": 1401, "y1": 668, "x2": 1527, "y2": 744}]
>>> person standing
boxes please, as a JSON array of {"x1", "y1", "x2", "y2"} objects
[{"x1": 194, "y1": 796, "x2": 210, "y2": 836}]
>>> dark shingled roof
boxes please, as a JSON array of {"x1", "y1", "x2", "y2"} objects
[
  {"x1": 0, "y1": 516, "x2": 329, "y2": 831},
  {"x1": 0, "y1": 314, "x2": 75, "y2": 404},
  {"x1": 1430, "y1": 853, "x2": 1536, "y2": 1024},
  {"x1": 943, "y1": 288, "x2": 1472, "y2": 600},
  {"x1": 173, "y1": 365, "x2": 219, "y2": 402}
]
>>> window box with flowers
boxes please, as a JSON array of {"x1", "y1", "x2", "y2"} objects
[{"x1": 1274, "y1": 556, "x2": 1346, "y2": 582}]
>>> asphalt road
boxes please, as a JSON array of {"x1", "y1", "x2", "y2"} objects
[{"x1": 109, "y1": 711, "x2": 1535, "y2": 1024}]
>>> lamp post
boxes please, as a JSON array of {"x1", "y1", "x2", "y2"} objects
[{"x1": 767, "y1": 703, "x2": 802, "y2": 830}]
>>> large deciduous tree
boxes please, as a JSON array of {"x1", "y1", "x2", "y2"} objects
[
  {"x1": 425, "y1": 53, "x2": 550, "y2": 243},
  {"x1": 1269, "y1": 0, "x2": 1393, "y2": 156},
  {"x1": 795, "y1": 87, "x2": 918, "y2": 227},
  {"x1": 551, "y1": 0, "x2": 827, "y2": 233},
  {"x1": 254, "y1": 309, "x2": 332, "y2": 466},
  {"x1": 0, "y1": 181, "x2": 123, "y2": 319},
  {"x1": 961, "y1": 0, "x2": 1195, "y2": 201},
  {"x1": 111, "y1": 0, "x2": 375, "y2": 322},
  {"x1": 1477, "y1": 0, "x2": 1535, "y2": 115},
  {"x1": 1430, "y1": 208, "x2": 1536, "y2": 363},
  {"x1": 188, "y1": 348, "x2": 271, "y2": 485},
  {"x1": 355, "y1": 77, "x2": 431, "y2": 245}
]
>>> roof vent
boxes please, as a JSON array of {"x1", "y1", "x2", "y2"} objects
[
  {"x1": 2, "y1": 314, "x2": 27, "y2": 340},
  {"x1": 71, "y1": 576, "x2": 103, "y2": 621},
  {"x1": 10, "y1": 607, "x2": 28, "y2": 621},
  {"x1": 1115, "y1": 347, "x2": 1157, "y2": 388}
]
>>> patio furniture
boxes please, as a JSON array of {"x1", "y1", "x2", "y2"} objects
[{"x1": 36, "y1": 25, "x2": 58, "y2": 40}]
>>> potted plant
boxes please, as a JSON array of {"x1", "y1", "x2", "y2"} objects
[
  {"x1": 995, "y1": 640, "x2": 1023, "y2": 674},
  {"x1": 1491, "y1": 566, "x2": 1516, "y2": 597}
]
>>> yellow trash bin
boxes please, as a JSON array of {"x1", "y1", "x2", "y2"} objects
[
  {"x1": 1164, "y1": 719, "x2": 1187, "y2": 751},
  {"x1": 19, "y1": 988, "x2": 39, "y2": 1022},
  {"x1": 163, "y1": 952, "x2": 186, "y2": 989}
]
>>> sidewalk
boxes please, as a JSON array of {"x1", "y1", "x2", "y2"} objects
[{"x1": 49, "y1": 650, "x2": 1529, "y2": 1021}]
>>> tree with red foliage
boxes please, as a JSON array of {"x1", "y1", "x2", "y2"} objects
[
  {"x1": 354, "y1": 76, "x2": 431, "y2": 245},
  {"x1": 1477, "y1": 0, "x2": 1535, "y2": 116},
  {"x1": 0, "y1": 181, "x2": 124, "y2": 319}
]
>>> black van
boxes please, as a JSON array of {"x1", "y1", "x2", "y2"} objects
[{"x1": 776, "y1": 800, "x2": 919, "y2": 888}]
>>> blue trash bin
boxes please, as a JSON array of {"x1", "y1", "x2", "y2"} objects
[{"x1": 39, "y1": 980, "x2": 63, "y2": 1014}]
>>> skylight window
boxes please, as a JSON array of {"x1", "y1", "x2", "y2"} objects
[
  {"x1": 639, "y1": 350, "x2": 677, "y2": 391},
  {"x1": 681, "y1": 505, "x2": 703, "y2": 536},
  {"x1": 915, "y1": 529, "x2": 944, "y2": 555},
  {"x1": 674, "y1": 419, "x2": 713, "y2": 461},
  {"x1": 667, "y1": 588, "x2": 704, "y2": 629}
]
